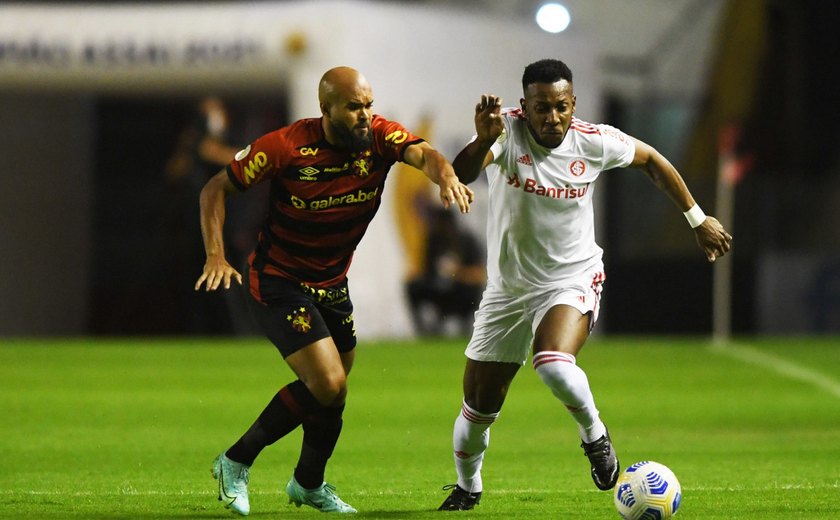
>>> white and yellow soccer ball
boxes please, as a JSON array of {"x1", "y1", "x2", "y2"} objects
[{"x1": 613, "y1": 461, "x2": 682, "y2": 520}]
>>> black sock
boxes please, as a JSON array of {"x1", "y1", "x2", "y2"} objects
[
  {"x1": 293, "y1": 403, "x2": 345, "y2": 489},
  {"x1": 226, "y1": 380, "x2": 318, "y2": 466}
]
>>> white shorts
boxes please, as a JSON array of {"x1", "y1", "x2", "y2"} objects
[{"x1": 465, "y1": 270, "x2": 605, "y2": 365}]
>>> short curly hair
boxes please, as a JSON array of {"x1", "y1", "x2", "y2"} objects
[{"x1": 522, "y1": 59, "x2": 573, "y2": 92}]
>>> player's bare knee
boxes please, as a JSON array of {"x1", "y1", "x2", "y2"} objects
[
  {"x1": 466, "y1": 387, "x2": 508, "y2": 414},
  {"x1": 309, "y1": 372, "x2": 347, "y2": 406}
]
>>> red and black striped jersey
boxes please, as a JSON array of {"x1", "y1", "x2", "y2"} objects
[{"x1": 227, "y1": 115, "x2": 423, "y2": 293}]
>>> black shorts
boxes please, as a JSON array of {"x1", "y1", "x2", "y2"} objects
[{"x1": 247, "y1": 275, "x2": 356, "y2": 358}]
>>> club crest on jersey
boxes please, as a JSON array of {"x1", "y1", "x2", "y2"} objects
[
  {"x1": 353, "y1": 158, "x2": 370, "y2": 177},
  {"x1": 352, "y1": 151, "x2": 372, "y2": 177},
  {"x1": 287, "y1": 307, "x2": 312, "y2": 333},
  {"x1": 569, "y1": 159, "x2": 586, "y2": 177}
]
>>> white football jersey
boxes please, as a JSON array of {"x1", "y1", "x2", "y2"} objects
[{"x1": 481, "y1": 109, "x2": 635, "y2": 292}]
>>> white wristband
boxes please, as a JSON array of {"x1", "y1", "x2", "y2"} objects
[{"x1": 683, "y1": 204, "x2": 706, "y2": 228}]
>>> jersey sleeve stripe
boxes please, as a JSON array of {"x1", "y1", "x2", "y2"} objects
[
  {"x1": 397, "y1": 138, "x2": 424, "y2": 162},
  {"x1": 570, "y1": 119, "x2": 600, "y2": 134},
  {"x1": 226, "y1": 165, "x2": 247, "y2": 191}
]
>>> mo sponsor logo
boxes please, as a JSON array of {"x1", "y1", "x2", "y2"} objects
[{"x1": 242, "y1": 151, "x2": 268, "y2": 183}]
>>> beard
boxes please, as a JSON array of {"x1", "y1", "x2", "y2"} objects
[{"x1": 330, "y1": 120, "x2": 372, "y2": 152}]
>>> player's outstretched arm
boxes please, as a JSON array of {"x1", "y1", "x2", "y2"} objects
[
  {"x1": 452, "y1": 94, "x2": 503, "y2": 184},
  {"x1": 630, "y1": 137, "x2": 733, "y2": 262},
  {"x1": 194, "y1": 169, "x2": 243, "y2": 291},
  {"x1": 403, "y1": 141, "x2": 474, "y2": 213}
]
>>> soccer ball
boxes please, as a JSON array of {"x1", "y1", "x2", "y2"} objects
[{"x1": 613, "y1": 461, "x2": 682, "y2": 520}]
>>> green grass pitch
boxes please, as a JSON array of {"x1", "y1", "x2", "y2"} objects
[{"x1": 2, "y1": 336, "x2": 839, "y2": 518}]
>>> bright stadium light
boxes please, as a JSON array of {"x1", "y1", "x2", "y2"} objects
[{"x1": 536, "y1": 2, "x2": 571, "y2": 34}]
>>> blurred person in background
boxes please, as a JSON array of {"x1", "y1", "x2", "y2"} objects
[
  {"x1": 165, "y1": 96, "x2": 241, "y2": 334},
  {"x1": 438, "y1": 58, "x2": 732, "y2": 511},
  {"x1": 406, "y1": 207, "x2": 485, "y2": 336},
  {"x1": 195, "y1": 66, "x2": 474, "y2": 515}
]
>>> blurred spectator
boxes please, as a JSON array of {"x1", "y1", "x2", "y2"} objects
[
  {"x1": 164, "y1": 96, "x2": 240, "y2": 334},
  {"x1": 165, "y1": 96, "x2": 240, "y2": 188},
  {"x1": 406, "y1": 207, "x2": 485, "y2": 336}
]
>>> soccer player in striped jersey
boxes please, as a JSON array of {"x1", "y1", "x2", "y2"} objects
[
  {"x1": 438, "y1": 59, "x2": 731, "y2": 511},
  {"x1": 195, "y1": 66, "x2": 474, "y2": 516}
]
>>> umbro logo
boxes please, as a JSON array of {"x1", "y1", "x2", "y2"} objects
[
  {"x1": 299, "y1": 166, "x2": 319, "y2": 180},
  {"x1": 516, "y1": 154, "x2": 533, "y2": 166}
]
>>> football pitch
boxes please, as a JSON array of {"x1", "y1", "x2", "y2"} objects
[{"x1": 2, "y1": 336, "x2": 839, "y2": 519}]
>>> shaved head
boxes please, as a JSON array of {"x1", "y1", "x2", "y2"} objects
[
  {"x1": 319, "y1": 66, "x2": 374, "y2": 151},
  {"x1": 319, "y1": 66, "x2": 370, "y2": 105}
]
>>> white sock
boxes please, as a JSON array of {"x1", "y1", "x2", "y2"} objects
[
  {"x1": 533, "y1": 351, "x2": 606, "y2": 443},
  {"x1": 452, "y1": 401, "x2": 498, "y2": 493}
]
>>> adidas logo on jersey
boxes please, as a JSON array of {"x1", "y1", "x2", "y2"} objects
[{"x1": 516, "y1": 154, "x2": 533, "y2": 166}]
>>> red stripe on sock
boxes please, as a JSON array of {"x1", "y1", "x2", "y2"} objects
[
  {"x1": 278, "y1": 386, "x2": 305, "y2": 419},
  {"x1": 461, "y1": 404, "x2": 496, "y2": 425},
  {"x1": 532, "y1": 352, "x2": 575, "y2": 370}
]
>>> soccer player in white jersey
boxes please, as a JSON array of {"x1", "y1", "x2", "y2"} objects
[{"x1": 438, "y1": 59, "x2": 732, "y2": 511}]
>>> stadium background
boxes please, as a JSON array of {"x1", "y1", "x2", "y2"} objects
[{"x1": 1, "y1": 0, "x2": 839, "y2": 340}]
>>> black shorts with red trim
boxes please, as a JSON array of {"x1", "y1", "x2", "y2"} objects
[{"x1": 247, "y1": 274, "x2": 356, "y2": 358}]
